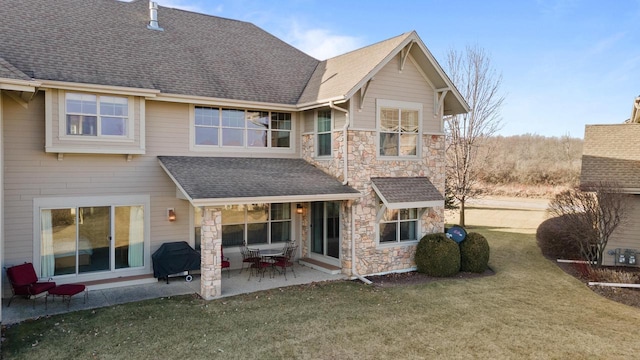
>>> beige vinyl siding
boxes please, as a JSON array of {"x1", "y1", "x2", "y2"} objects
[
  {"x1": 353, "y1": 54, "x2": 437, "y2": 133},
  {"x1": 46, "y1": 89, "x2": 145, "y2": 154},
  {"x1": 303, "y1": 110, "x2": 314, "y2": 133},
  {"x1": 2, "y1": 93, "x2": 191, "y2": 293},
  {"x1": 333, "y1": 105, "x2": 347, "y2": 129},
  {"x1": 604, "y1": 195, "x2": 640, "y2": 266}
]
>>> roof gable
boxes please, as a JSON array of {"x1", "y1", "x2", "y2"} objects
[{"x1": 298, "y1": 31, "x2": 469, "y2": 115}]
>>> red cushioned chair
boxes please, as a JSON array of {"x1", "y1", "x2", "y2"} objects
[
  {"x1": 273, "y1": 245, "x2": 297, "y2": 280},
  {"x1": 221, "y1": 247, "x2": 231, "y2": 278},
  {"x1": 6, "y1": 262, "x2": 56, "y2": 308},
  {"x1": 239, "y1": 246, "x2": 260, "y2": 274}
]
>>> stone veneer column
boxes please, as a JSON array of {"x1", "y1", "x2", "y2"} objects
[{"x1": 200, "y1": 207, "x2": 222, "y2": 300}]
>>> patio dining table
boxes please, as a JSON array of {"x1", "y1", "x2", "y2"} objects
[{"x1": 259, "y1": 249, "x2": 283, "y2": 257}]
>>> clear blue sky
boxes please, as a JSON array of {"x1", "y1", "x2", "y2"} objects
[{"x1": 150, "y1": 0, "x2": 640, "y2": 138}]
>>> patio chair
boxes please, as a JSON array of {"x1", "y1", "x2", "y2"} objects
[
  {"x1": 5, "y1": 262, "x2": 56, "y2": 308},
  {"x1": 273, "y1": 240, "x2": 296, "y2": 263},
  {"x1": 239, "y1": 246, "x2": 260, "y2": 274},
  {"x1": 247, "y1": 249, "x2": 272, "y2": 281},
  {"x1": 273, "y1": 245, "x2": 297, "y2": 280},
  {"x1": 221, "y1": 247, "x2": 231, "y2": 278}
]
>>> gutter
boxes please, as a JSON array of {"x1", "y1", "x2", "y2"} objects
[{"x1": 328, "y1": 101, "x2": 349, "y2": 185}]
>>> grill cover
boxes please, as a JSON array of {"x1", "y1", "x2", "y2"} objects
[{"x1": 152, "y1": 241, "x2": 201, "y2": 279}]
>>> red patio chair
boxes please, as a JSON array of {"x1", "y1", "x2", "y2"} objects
[
  {"x1": 273, "y1": 245, "x2": 297, "y2": 280},
  {"x1": 221, "y1": 247, "x2": 231, "y2": 278},
  {"x1": 5, "y1": 262, "x2": 56, "y2": 308},
  {"x1": 247, "y1": 249, "x2": 271, "y2": 281},
  {"x1": 239, "y1": 246, "x2": 260, "y2": 274}
]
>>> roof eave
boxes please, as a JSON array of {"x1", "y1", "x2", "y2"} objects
[{"x1": 191, "y1": 193, "x2": 361, "y2": 207}]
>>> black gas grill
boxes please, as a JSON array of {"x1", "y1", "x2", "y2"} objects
[{"x1": 152, "y1": 241, "x2": 201, "y2": 283}]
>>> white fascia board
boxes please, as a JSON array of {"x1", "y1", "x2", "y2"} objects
[
  {"x1": 38, "y1": 80, "x2": 160, "y2": 97},
  {"x1": 411, "y1": 38, "x2": 470, "y2": 113},
  {"x1": 0, "y1": 83, "x2": 39, "y2": 92},
  {"x1": 191, "y1": 193, "x2": 362, "y2": 207},
  {"x1": 296, "y1": 96, "x2": 346, "y2": 111},
  {"x1": 154, "y1": 93, "x2": 298, "y2": 112}
]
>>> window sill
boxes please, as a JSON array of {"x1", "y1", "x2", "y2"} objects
[
  {"x1": 377, "y1": 155, "x2": 421, "y2": 161},
  {"x1": 376, "y1": 240, "x2": 419, "y2": 250}
]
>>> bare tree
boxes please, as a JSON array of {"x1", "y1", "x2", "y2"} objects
[
  {"x1": 547, "y1": 182, "x2": 631, "y2": 266},
  {"x1": 444, "y1": 45, "x2": 504, "y2": 226}
]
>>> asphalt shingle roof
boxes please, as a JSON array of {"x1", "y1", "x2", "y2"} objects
[
  {"x1": 580, "y1": 124, "x2": 640, "y2": 189},
  {"x1": 158, "y1": 156, "x2": 360, "y2": 202},
  {"x1": 0, "y1": 56, "x2": 32, "y2": 81},
  {"x1": 371, "y1": 177, "x2": 443, "y2": 207},
  {"x1": 298, "y1": 33, "x2": 411, "y2": 105},
  {"x1": 0, "y1": 0, "x2": 319, "y2": 104}
]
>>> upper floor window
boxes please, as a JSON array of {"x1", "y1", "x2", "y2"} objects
[
  {"x1": 65, "y1": 93, "x2": 129, "y2": 137},
  {"x1": 377, "y1": 100, "x2": 421, "y2": 157},
  {"x1": 194, "y1": 106, "x2": 291, "y2": 149},
  {"x1": 317, "y1": 109, "x2": 332, "y2": 157}
]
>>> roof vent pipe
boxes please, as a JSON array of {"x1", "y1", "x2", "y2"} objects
[{"x1": 147, "y1": 1, "x2": 164, "y2": 31}]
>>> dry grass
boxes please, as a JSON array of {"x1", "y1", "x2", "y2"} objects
[
  {"x1": 590, "y1": 268, "x2": 640, "y2": 284},
  {"x1": 5, "y1": 205, "x2": 640, "y2": 359}
]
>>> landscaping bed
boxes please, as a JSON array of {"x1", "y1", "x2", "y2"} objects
[
  {"x1": 555, "y1": 261, "x2": 640, "y2": 309},
  {"x1": 366, "y1": 268, "x2": 495, "y2": 288}
]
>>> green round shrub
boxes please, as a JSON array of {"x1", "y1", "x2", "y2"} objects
[
  {"x1": 459, "y1": 232, "x2": 490, "y2": 273},
  {"x1": 415, "y1": 233, "x2": 461, "y2": 277}
]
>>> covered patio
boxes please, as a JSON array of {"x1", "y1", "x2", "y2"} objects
[
  {"x1": 158, "y1": 156, "x2": 361, "y2": 299},
  {"x1": 2, "y1": 263, "x2": 346, "y2": 325}
]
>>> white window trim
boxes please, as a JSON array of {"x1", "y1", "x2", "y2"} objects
[
  {"x1": 32, "y1": 195, "x2": 151, "y2": 282},
  {"x1": 376, "y1": 201, "x2": 423, "y2": 249},
  {"x1": 58, "y1": 91, "x2": 135, "y2": 142},
  {"x1": 315, "y1": 108, "x2": 333, "y2": 158},
  {"x1": 189, "y1": 105, "x2": 296, "y2": 153},
  {"x1": 376, "y1": 99, "x2": 422, "y2": 160}
]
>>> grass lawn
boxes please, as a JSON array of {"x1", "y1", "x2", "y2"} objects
[{"x1": 4, "y1": 207, "x2": 640, "y2": 359}]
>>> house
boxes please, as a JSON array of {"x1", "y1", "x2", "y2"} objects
[
  {"x1": 580, "y1": 96, "x2": 640, "y2": 266},
  {"x1": 0, "y1": 0, "x2": 469, "y2": 316}
]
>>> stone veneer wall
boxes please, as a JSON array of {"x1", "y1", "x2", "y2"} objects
[
  {"x1": 200, "y1": 208, "x2": 222, "y2": 300},
  {"x1": 302, "y1": 130, "x2": 445, "y2": 275}
]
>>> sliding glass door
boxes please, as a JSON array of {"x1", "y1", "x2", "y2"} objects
[
  {"x1": 40, "y1": 204, "x2": 145, "y2": 278},
  {"x1": 310, "y1": 201, "x2": 340, "y2": 265}
]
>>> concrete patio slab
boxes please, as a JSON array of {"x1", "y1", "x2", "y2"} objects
[{"x1": 2, "y1": 263, "x2": 347, "y2": 325}]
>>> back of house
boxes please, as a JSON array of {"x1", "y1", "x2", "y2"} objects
[{"x1": 0, "y1": 0, "x2": 468, "y2": 316}]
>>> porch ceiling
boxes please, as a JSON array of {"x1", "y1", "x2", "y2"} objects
[
  {"x1": 158, "y1": 156, "x2": 361, "y2": 206},
  {"x1": 371, "y1": 177, "x2": 444, "y2": 209}
]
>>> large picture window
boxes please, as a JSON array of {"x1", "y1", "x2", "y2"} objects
[
  {"x1": 194, "y1": 106, "x2": 291, "y2": 149},
  {"x1": 317, "y1": 109, "x2": 332, "y2": 157},
  {"x1": 218, "y1": 203, "x2": 292, "y2": 247},
  {"x1": 65, "y1": 93, "x2": 129, "y2": 137},
  {"x1": 377, "y1": 100, "x2": 421, "y2": 157}
]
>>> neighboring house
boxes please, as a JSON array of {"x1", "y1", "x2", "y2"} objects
[
  {"x1": 580, "y1": 96, "x2": 640, "y2": 266},
  {"x1": 0, "y1": 0, "x2": 469, "y2": 314}
]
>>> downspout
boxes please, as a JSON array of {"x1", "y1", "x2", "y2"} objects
[
  {"x1": 329, "y1": 102, "x2": 369, "y2": 284},
  {"x1": 329, "y1": 101, "x2": 349, "y2": 185},
  {"x1": 351, "y1": 201, "x2": 372, "y2": 284}
]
